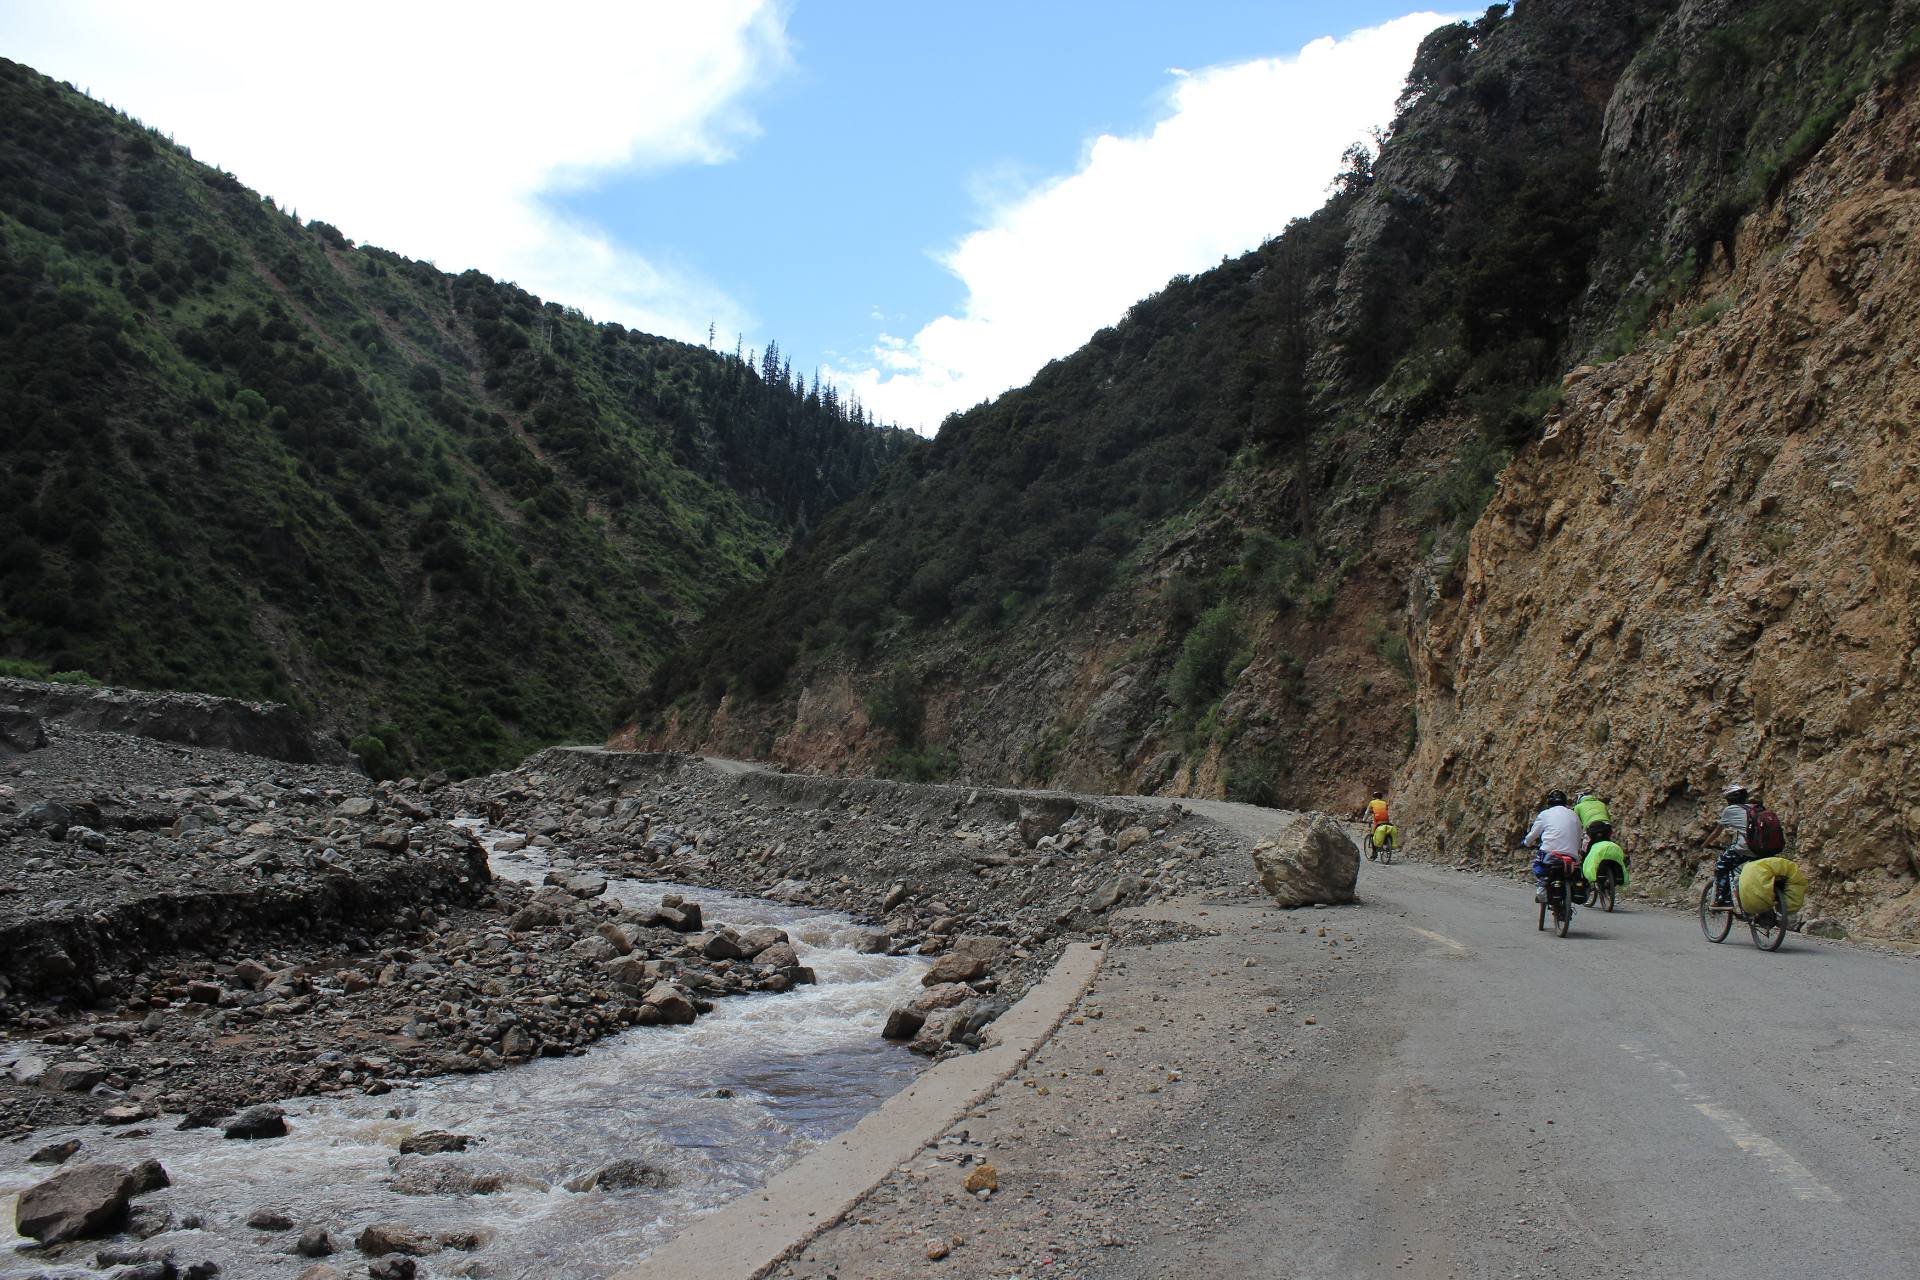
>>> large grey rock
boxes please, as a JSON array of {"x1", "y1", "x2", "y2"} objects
[
  {"x1": 921, "y1": 933, "x2": 1007, "y2": 987},
  {"x1": 641, "y1": 983, "x2": 696, "y2": 1025},
  {"x1": 1251, "y1": 815, "x2": 1359, "y2": 907},
  {"x1": 41, "y1": 1060, "x2": 107, "y2": 1092},
  {"x1": 223, "y1": 1104, "x2": 289, "y2": 1139},
  {"x1": 563, "y1": 1157, "x2": 671, "y2": 1192},
  {"x1": 0, "y1": 705, "x2": 49, "y2": 755},
  {"x1": 14, "y1": 1162, "x2": 137, "y2": 1243}
]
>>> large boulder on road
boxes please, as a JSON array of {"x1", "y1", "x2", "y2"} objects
[{"x1": 1252, "y1": 815, "x2": 1359, "y2": 907}]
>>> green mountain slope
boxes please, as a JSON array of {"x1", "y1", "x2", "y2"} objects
[
  {"x1": 639, "y1": 0, "x2": 1917, "y2": 805},
  {"x1": 0, "y1": 57, "x2": 916, "y2": 775}
]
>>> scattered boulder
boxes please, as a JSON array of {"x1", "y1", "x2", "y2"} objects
[
  {"x1": 299, "y1": 1266, "x2": 344, "y2": 1280},
  {"x1": 335, "y1": 797, "x2": 378, "y2": 819},
  {"x1": 25, "y1": 799, "x2": 73, "y2": 838},
  {"x1": 1018, "y1": 806, "x2": 1071, "y2": 847},
  {"x1": 1114, "y1": 825, "x2": 1152, "y2": 854},
  {"x1": 922, "y1": 934, "x2": 1007, "y2": 987},
  {"x1": 14, "y1": 1162, "x2": 138, "y2": 1244},
  {"x1": 355, "y1": 1222, "x2": 440, "y2": 1257},
  {"x1": 700, "y1": 931, "x2": 749, "y2": 961},
  {"x1": 128, "y1": 1160, "x2": 170, "y2": 1194},
  {"x1": 248, "y1": 1208, "x2": 296, "y2": 1231},
  {"x1": 0, "y1": 705, "x2": 49, "y2": 754},
  {"x1": 294, "y1": 1229, "x2": 335, "y2": 1257},
  {"x1": 363, "y1": 826, "x2": 410, "y2": 854},
  {"x1": 908, "y1": 1007, "x2": 966, "y2": 1056},
  {"x1": 387, "y1": 1160, "x2": 511, "y2": 1197},
  {"x1": 603, "y1": 955, "x2": 658, "y2": 991},
  {"x1": 1252, "y1": 815, "x2": 1360, "y2": 907},
  {"x1": 564, "y1": 1157, "x2": 672, "y2": 1192},
  {"x1": 368, "y1": 1260, "x2": 416, "y2": 1280},
  {"x1": 560, "y1": 872, "x2": 607, "y2": 899},
  {"x1": 398, "y1": 1130, "x2": 472, "y2": 1155},
  {"x1": 853, "y1": 929, "x2": 894, "y2": 954},
  {"x1": 41, "y1": 1059, "x2": 107, "y2": 1092},
  {"x1": 223, "y1": 1104, "x2": 289, "y2": 1140},
  {"x1": 29, "y1": 1138, "x2": 82, "y2": 1165},
  {"x1": 882, "y1": 1006, "x2": 926, "y2": 1040},
  {"x1": 1804, "y1": 916, "x2": 1847, "y2": 939},
  {"x1": 1086, "y1": 875, "x2": 1144, "y2": 913},
  {"x1": 568, "y1": 935, "x2": 617, "y2": 963},
  {"x1": 912, "y1": 983, "x2": 974, "y2": 1013},
  {"x1": 736, "y1": 925, "x2": 789, "y2": 956},
  {"x1": 641, "y1": 983, "x2": 697, "y2": 1025},
  {"x1": 508, "y1": 902, "x2": 561, "y2": 931}
]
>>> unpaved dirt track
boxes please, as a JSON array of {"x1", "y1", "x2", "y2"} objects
[{"x1": 770, "y1": 797, "x2": 1920, "y2": 1280}]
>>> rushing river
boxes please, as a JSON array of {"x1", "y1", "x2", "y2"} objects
[{"x1": 0, "y1": 827, "x2": 929, "y2": 1278}]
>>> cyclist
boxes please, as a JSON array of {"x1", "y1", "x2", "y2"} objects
[
  {"x1": 1573, "y1": 786, "x2": 1612, "y2": 849},
  {"x1": 1710, "y1": 782, "x2": 1755, "y2": 905},
  {"x1": 1523, "y1": 789, "x2": 1582, "y2": 903},
  {"x1": 1362, "y1": 791, "x2": 1392, "y2": 862}
]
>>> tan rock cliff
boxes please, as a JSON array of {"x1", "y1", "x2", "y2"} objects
[{"x1": 1402, "y1": 75, "x2": 1920, "y2": 938}]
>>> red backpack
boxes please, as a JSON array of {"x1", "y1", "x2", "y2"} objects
[{"x1": 1745, "y1": 804, "x2": 1786, "y2": 854}]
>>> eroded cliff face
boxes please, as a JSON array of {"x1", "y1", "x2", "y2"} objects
[{"x1": 1402, "y1": 75, "x2": 1920, "y2": 936}]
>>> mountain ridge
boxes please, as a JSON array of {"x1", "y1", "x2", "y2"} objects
[
  {"x1": 0, "y1": 56, "x2": 916, "y2": 774},
  {"x1": 632, "y1": 0, "x2": 1920, "y2": 934}
]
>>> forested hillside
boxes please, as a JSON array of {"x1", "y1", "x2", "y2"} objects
[
  {"x1": 638, "y1": 0, "x2": 1918, "y2": 829},
  {"x1": 0, "y1": 57, "x2": 915, "y2": 774}
]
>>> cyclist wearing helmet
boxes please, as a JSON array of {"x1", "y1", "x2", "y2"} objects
[
  {"x1": 1711, "y1": 783, "x2": 1754, "y2": 905},
  {"x1": 1523, "y1": 789, "x2": 1582, "y2": 903},
  {"x1": 1573, "y1": 786, "x2": 1612, "y2": 846}
]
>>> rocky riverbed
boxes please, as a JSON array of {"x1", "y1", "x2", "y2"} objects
[{"x1": 1, "y1": 686, "x2": 1281, "y2": 1276}]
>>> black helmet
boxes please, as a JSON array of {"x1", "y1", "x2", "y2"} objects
[{"x1": 1545, "y1": 789, "x2": 1568, "y2": 807}]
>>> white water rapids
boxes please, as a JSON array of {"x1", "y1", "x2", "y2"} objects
[{"x1": 0, "y1": 827, "x2": 931, "y2": 1278}]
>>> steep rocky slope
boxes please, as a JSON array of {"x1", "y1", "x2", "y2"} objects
[
  {"x1": 1402, "y1": 68, "x2": 1920, "y2": 935},
  {"x1": 0, "y1": 58, "x2": 914, "y2": 775},
  {"x1": 633, "y1": 0, "x2": 1920, "y2": 934},
  {"x1": 638, "y1": 3, "x2": 1914, "y2": 797},
  {"x1": 638, "y1": 0, "x2": 1675, "y2": 797}
]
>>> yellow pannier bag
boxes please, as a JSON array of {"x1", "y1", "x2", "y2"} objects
[{"x1": 1738, "y1": 857, "x2": 1807, "y2": 916}]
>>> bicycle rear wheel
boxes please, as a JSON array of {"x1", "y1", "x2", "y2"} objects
[
  {"x1": 1597, "y1": 869, "x2": 1617, "y2": 913},
  {"x1": 1699, "y1": 882, "x2": 1732, "y2": 943},
  {"x1": 1751, "y1": 884, "x2": 1789, "y2": 951},
  {"x1": 1554, "y1": 897, "x2": 1571, "y2": 938}
]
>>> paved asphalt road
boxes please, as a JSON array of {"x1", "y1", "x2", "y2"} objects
[
  {"x1": 1168, "y1": 800, "x2": 1920, "y2": 1278},
  {"x1": 677, "y1": 768, "x2": 1918, "y2": 1279}
]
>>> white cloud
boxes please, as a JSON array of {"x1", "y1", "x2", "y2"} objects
[
  {"x1": 0, "y1": 0, "x2": 786, "y2": 341},
  {"x1": 829, "y1": 12, "x2": 1457, "y2": 433}
]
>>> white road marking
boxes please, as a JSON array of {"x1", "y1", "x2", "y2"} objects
[
  {"x1": 1620, "y1": 1043, "x2": 1841, "y2": 1203},
  {"x1": 1408, "y1": 927, "x2": 1466, "y2": 954}
]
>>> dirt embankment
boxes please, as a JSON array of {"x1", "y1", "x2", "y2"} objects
[
  {"x1": 1401, "y1": 73, "x2": 1920, "y2": 938},
  {"x1": 0, "y1": 676, "x2": 350, "y2": 766}
]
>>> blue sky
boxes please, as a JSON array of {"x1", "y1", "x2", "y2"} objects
[
  {"x1": 574, "y1": 2, "x2": 1434, "y2": 376},
  {"x1": 0, "y1": 1, "x2": 1456, "y2": 429}
]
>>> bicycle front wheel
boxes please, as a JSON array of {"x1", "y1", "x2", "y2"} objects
[{"x1": 1699, "y1": 882, "x2": 1732, "y2": 943}]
